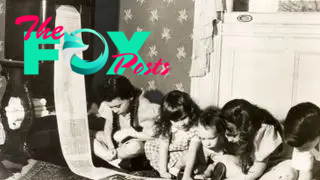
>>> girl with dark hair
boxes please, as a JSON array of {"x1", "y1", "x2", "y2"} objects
[
  {"x1": 144, "y1": 90, "x2": 201, "y2": 178},
  {"x1": 220, "y1": 99, "x2": 285, "y2": 180},
  {"x1": 281, "y1": 102, "x2": 320, "y2": 180},
  {"x1": 181, "y1": 106, "x2": 227, "y2": 180},
  {"x1": 93, "y1": 75, "x2": 160, "y2": 169}
]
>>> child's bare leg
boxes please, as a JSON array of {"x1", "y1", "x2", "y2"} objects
[
  {"x1": 203, "y1": 163, "x2": 216, "y2": 178},
  {"x1": 116, "y1": 139, "x2": 144, "y2": 159},
  {"x1": 93, "y1": 131, "x2": 119, "y2": 162},
  {"x1": 173, "y1": 143, "x2": 207, "y2": 179},
  {"x1": 259, "y1": 160, "x2": 298, "y2": 180},
  {"x1": 93, "y1": 139, "x2": 114, "y2": 161},
  {"x1": 95, "y1": 131, "x2": 105, "y2": 143},
  {"x1": 214, "y1": 154, "x2": 243, "y2": 178}
]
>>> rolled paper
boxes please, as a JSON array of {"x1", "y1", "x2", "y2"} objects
[
  {"x1": 32, "y1": 98, "x2": 47, "y2": 106},
  {"x1": 34, "y1": 106, "x2": 47, "y2": 112},
  {"x1": 39, "y1": 98, "x2": 47, "y2": 105},
  {"x1": 34, "y1": 110, "x2": 49, "y2": 118}
]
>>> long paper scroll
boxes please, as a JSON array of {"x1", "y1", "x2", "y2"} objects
[{"x1": 53, "y1": 5, "x2": 165, "y2": 180}]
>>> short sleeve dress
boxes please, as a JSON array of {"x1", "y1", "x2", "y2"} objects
[{"x1": 144, "y1": 127, "x2": 198, "y2": 172}]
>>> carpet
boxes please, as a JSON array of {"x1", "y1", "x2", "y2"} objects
[
  {"x1": 5, "y1": 159, "x2": 160, "y2": 180},
  {"x1": 7, "y1": 160, "x2": 89, "y2": 180}
]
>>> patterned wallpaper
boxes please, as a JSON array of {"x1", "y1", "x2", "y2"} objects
[
  {"x1": 0, "y1": 0, "x2": 4, "y2": 59},
  {"x1": 0, "y1": 0, "x2": 195, "y2": 95},
  {"x1": 119, "y1": 0, "x2": 194, "y2": 94}
]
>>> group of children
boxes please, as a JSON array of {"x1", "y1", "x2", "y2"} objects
[{"x1": 92, "y1": 75, "x2": 320, "y2": 180}]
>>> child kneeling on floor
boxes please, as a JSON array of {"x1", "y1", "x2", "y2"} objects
[{"x1": 180, "y1": 106, "x2": 228, "y2": 180}]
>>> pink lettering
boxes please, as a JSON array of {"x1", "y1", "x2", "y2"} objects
[
  {"x1": 112, "y1": 53, "x2": 172, "y2": 75},
  {"x1": 37, "y1": 17, "x2": 52, "y2": 39},
  {"x1": 52, "y1": 26, "x2": 64, "y2": 39},
  {"x1": 15, "y1": 15, "x2": 39, "y2": 41},
  {"x1": 153, "y1": 58, "x2": 164, "y2": 74},
  {"x1": 134, "y1": 63, "x2": 144, "y2": 74},
  {"x1": 143, "y1": 62, "x2": 153, "y2": 75},
  {"x1": 161, "y1": 62, "x2": 172, "y2": 75},
  {"x1": 112, "y1": 53, "x2": 138, "y2": 74},
  {"x1": 15, "y1": 15, "x2": 64, "y2": 40}
]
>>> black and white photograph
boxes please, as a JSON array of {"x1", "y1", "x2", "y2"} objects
[{"x1": 1, "y1": 0, "x2": 320, "y2": 179}]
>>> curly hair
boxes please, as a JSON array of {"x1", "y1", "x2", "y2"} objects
[
  {"x1": 199, "y1": 106, "x2": 228, "y2": 152},
  {"x1": 154, "y1": 90, "x2": 201, "y2": 138},
  {"x1": 221, "y1": 99, "x2": 283, "y2": 174}
]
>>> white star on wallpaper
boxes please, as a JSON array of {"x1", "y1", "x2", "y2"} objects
[
  {"x1": 0, "y1": 41, "x2": 3, "y2": 53},
  {"x1": 163, "y1": 0, "x2": 175, "y2": 6},
  {"x1": 175, "y1": 82, "x2": 185, "y2": 92},
  {"x1": 136, "y1": 0, "x2": 146, "y2": 6},
  {"x1": 149, "y1": 9, "x2": 159, "y2": 23},
  {"x1": 160, "y1": 64, "x2": 170, "y2": 79},
  {"x1": 147, "y1": 80, "x2": 157, "y2": 90},
  {"x1": 124, "y1": 9, "x2": 133, "y2": 24},
  {"x1": 176, "y1": 46, "x2": 186, "y2": 61},
  {"x1": 161, "y1": 27, "x2": 172, "y2": 43},
  {"x1": 177, "y1": 9, "x2": 188, "y2": 24},
  {"x1": 148, "y1": 45, "x2": 158, "y2": 59},
  {"x1": 137, "y1": 26, "x2": 143, "y2": 32}
]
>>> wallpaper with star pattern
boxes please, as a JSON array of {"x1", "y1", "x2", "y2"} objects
[
  {"x1": 0, "y1": 0, "x2": 194, "y2": 94},
  {"x1": 119, "y1": 0, "x2": 195, "y2": 94}
]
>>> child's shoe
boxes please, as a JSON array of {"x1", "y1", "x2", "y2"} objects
[
  {"x1": 211, "y1": 162, "x2": 226, "y2": 180},
  {"x1": 176, "y1": 170, "x2": 184, "y2": 180}
]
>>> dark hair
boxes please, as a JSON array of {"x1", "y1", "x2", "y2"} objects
[
  {"x1": 98, "y1": 75, "x2": 139, "y2": 102},
  {"x1": 154, "y1": 90, "x2": 201, "y2": 138},
  {"x1": 221, "y1": 99, "x2": 282, "y2": 174},
  {"x1": 98, "y1": 75, "x2": 142, "y2": 132},
  {"x1": 199, "y1": 106, "x2": 228, "y2": 152},
  {"x1": 284, "y1": 102, "x2": 320, "y2": 148}
]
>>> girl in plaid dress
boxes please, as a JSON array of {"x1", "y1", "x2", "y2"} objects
[{"x1": 144, "y1": 90, "x2": 201, "y2": 178}]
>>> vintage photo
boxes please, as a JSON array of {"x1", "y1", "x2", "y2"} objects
[{"x1": 1, "y1": 0, "x2": 320, "y2": 179}]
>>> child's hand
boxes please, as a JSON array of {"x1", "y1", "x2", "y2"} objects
[
  {"x1": 88, "y1": 103, "x2": 99, "y2": 115},
  {"x1": 114, "y1": 128, "x2": 137, "y2": 143},
  {"x1": 114, "y1": 130, "x2": 127, "y2": 143},
  {"x1": 113, "y1": 129, "x2": 133, "y2": 143},
  {"x1": 105, "y1": 149, "x2": 117, "y2": 161},
  {"x1": 159, "y1": 172, "x2": 172, "y2": 179},
  {"x1": 123, "y1": 127, "x2": 137, "y2": 137}
]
